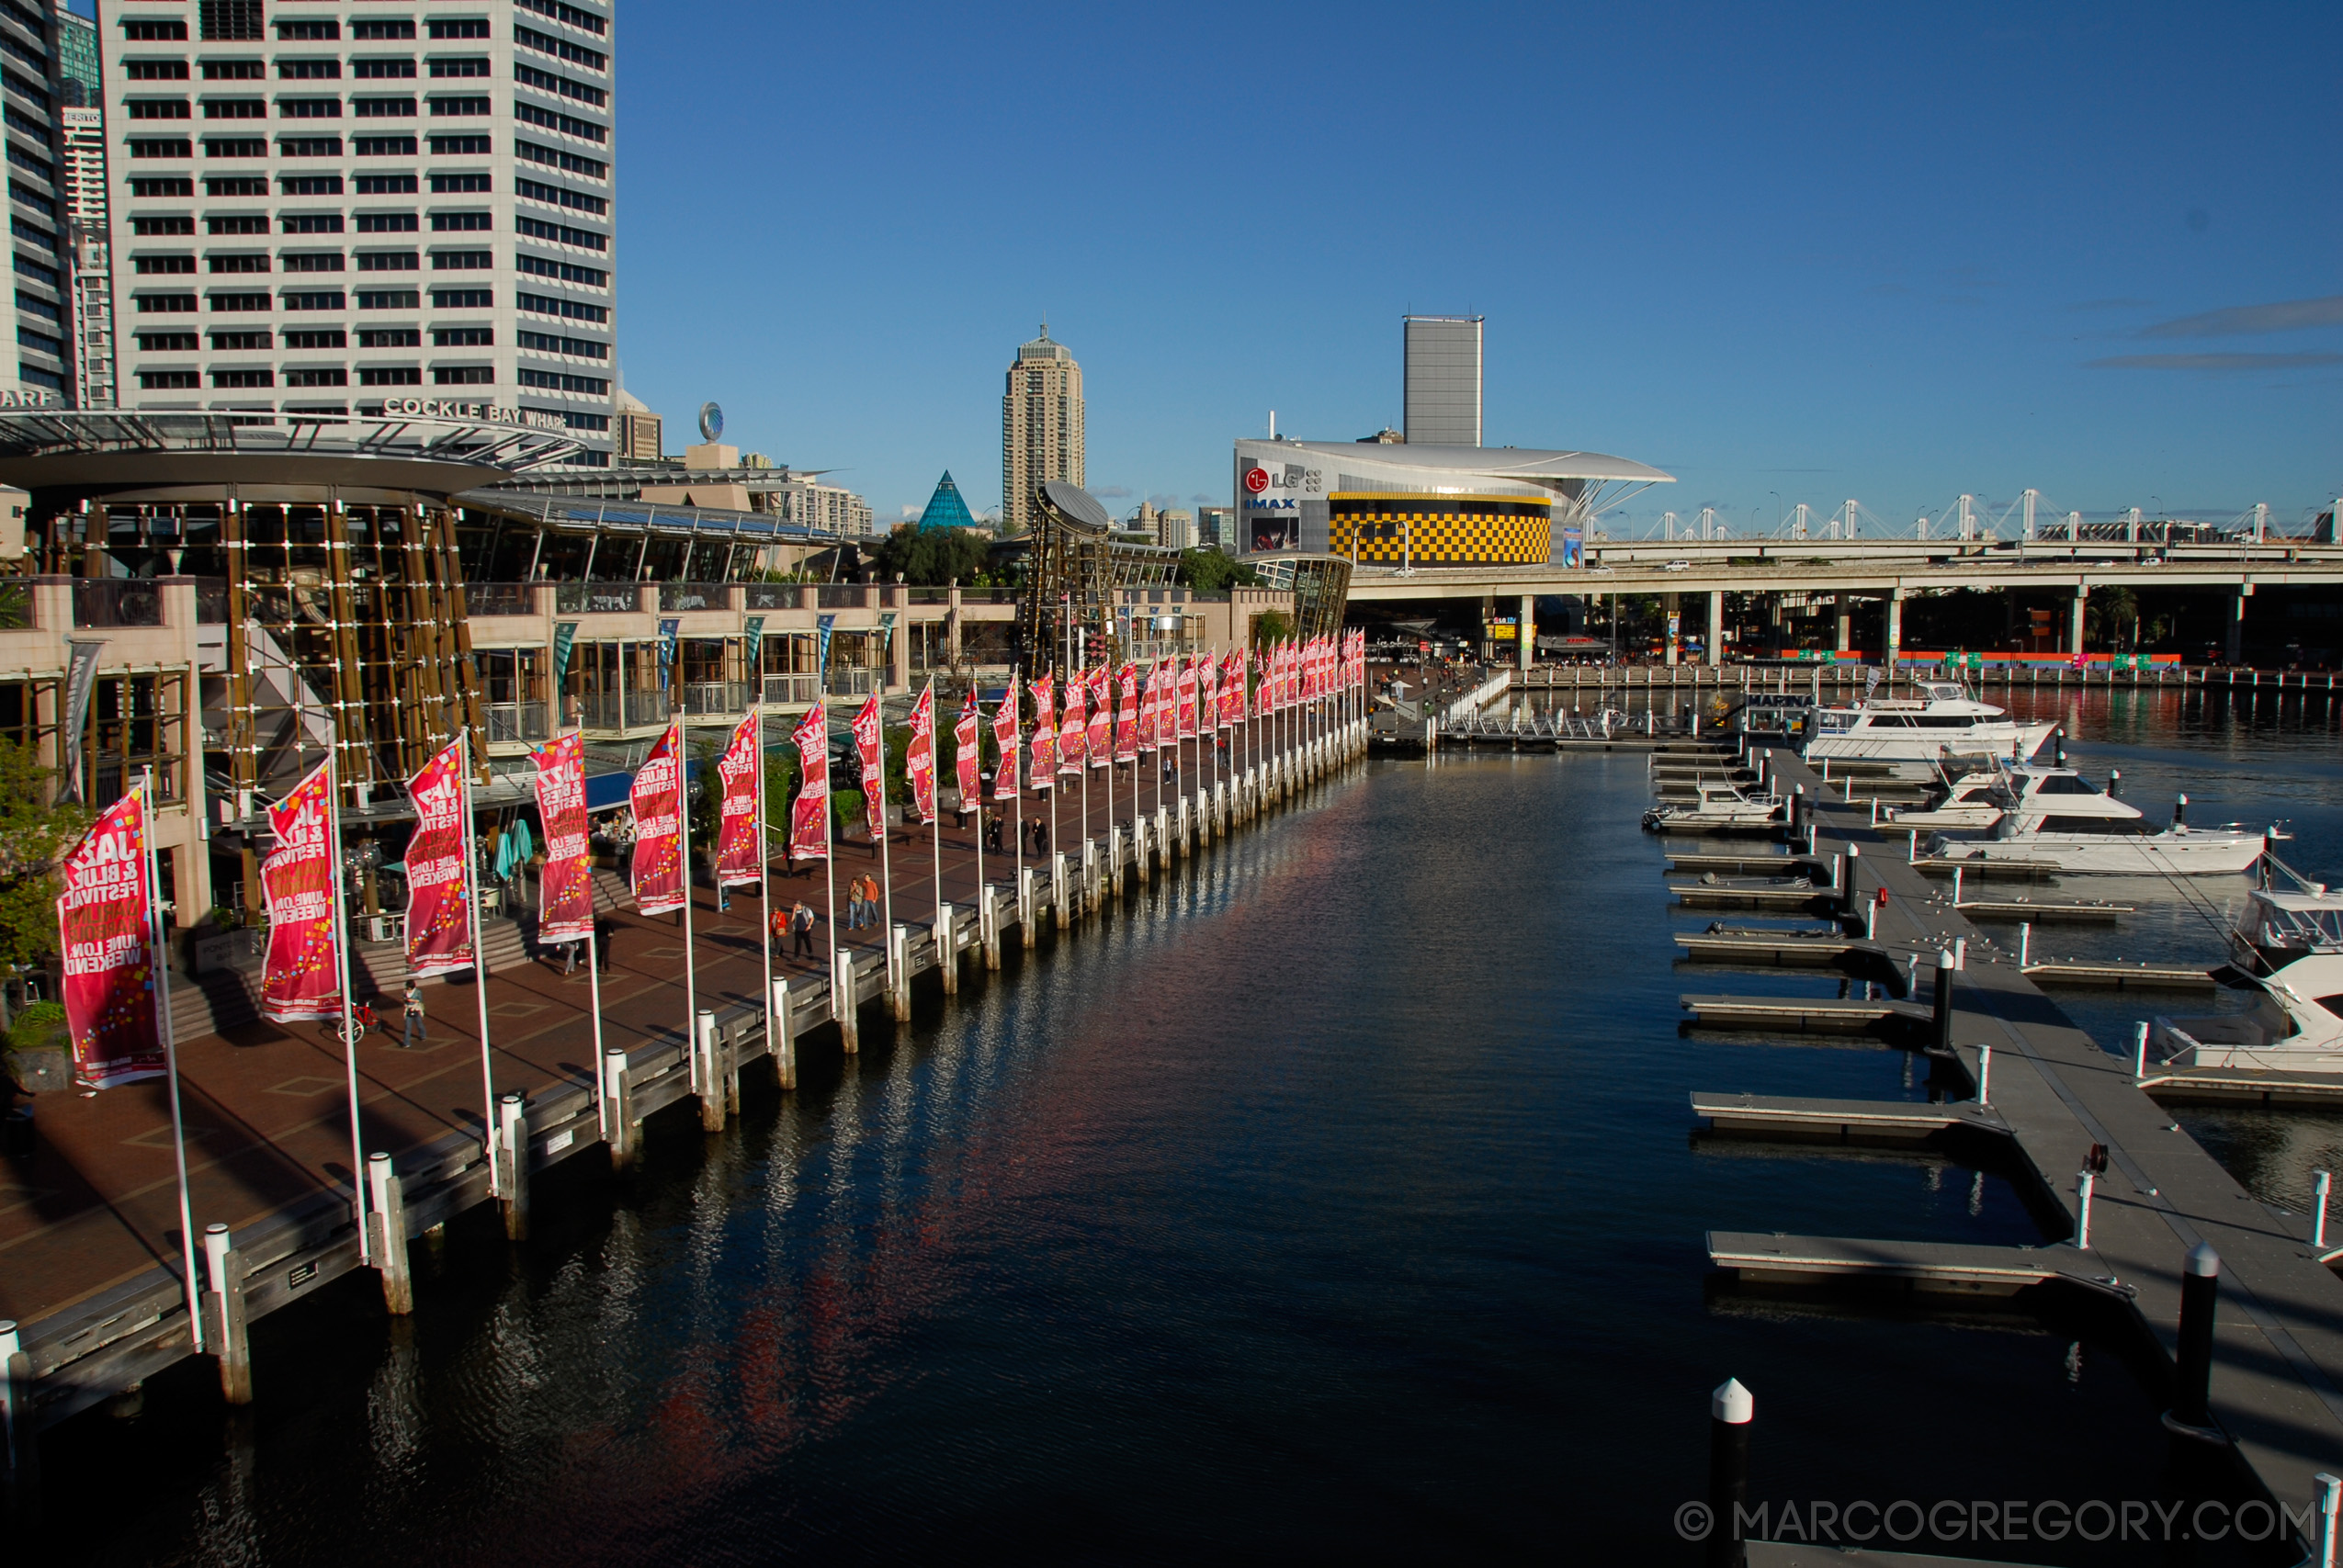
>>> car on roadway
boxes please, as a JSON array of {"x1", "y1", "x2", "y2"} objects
[{"x1": 1661, "y1": 559, "x2": 1692, "y2": 572}]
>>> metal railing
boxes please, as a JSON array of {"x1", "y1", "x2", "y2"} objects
[
  {"x1": 555, "y1": 583, "x2": 647, "y2": 615},
  {"x1": 658, "y1": 581, "x2": 731, "y2": 612},
  {"x1": 577, "y1": 690, "x2": 674, "y2": 729},
  {"x1": 824, "y1": 665, "x2": 880, "y2": 696},
  {"x1": 73, "y1": 579, "x2": 164, "y2": 627},
  {"x1": 816, "y1": 585, "x2": 869, "y2": 610},
  {"x1": 484, "y1": 701, "x2": 549, "y2": 743},
  {"x1": 743, "y1": 583, "x2": 804, "y2": 611},
  {"x1": 675, "y1": 681, "x2": 754, "y2": 716},
  {"x1": 762, "y1": 673, "x2": 821, "y2": 705},
  {"x1": 468, "y1": 581, "x2": 536, "y2": 615},
  {"x1": 906, "y1": 587, "x2": 953, "y2": 604}
]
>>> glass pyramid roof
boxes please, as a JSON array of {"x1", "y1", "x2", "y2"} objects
[{"x1": 917, "y1": 469, "x2": 977, "y2": 531}]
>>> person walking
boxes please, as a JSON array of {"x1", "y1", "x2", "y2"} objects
[
  {"x1": 790, "y1": 899, "x2": 816, "y2": 958},
  {"x1": 402, "y1": 978, "x2": 426, "y2": 1049}
]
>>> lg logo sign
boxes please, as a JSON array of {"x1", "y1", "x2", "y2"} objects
[{"x1": 1243, "y1": 466, "x2": 1270, "y2": 494}]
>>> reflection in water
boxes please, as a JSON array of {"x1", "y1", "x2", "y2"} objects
[{"x1": 39, "y1": 713, "x2": 2332, "y2": 1565}]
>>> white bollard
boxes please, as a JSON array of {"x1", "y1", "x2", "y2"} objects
[
  {"x1": 1952, "y1": 865, "x2": 1964, "y2": 906},
  {"x1": 1976, "y1": 1043, "x2": 1992, "y2": 1107},
  {"x1": 1908, "y1": 828, "x2": 1919, "y2": 861},
  {"x1": 2076, "y1": 1169, "x2": 2095, "y2": 1250},
  {"x1": 2315, "y1": 1169, "x2": 2332, "y2": 1251},
  {"x1": 2133, "y1": 1021, "x2": 2150, "y2": 1080},
  {"x1": 2315, "y1": 1472, "x2": 2339, "y2": 1568},
  {"x1": 1869, "y1": 797, "x2": 1878, "y2": 827},
  {"x1": 1953, "y1": 936, "x2": 1966, "y2": 972},
  {"x1": 2019, "y1": 921, "x2": 2031, "y2": 969}
]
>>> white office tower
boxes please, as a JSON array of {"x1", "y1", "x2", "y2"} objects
[
  {"x1": 62, "y1": 105, "x2": 118, "y2": 407},
  {"x1": 1402, "y1": 313, "x2": 1481, "y2": 447},
  {"x1": 98, "y1": 0, "x2": 617, "y2": 460}
]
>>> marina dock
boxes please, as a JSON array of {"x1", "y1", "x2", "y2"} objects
[{"x1": 1686, "y1": 744, "x2": 2343, "y2": 1540}]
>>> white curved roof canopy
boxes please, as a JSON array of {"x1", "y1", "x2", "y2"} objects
[{"x1": 1256, "y1": 440, "x2": 1673, "y2": 485}]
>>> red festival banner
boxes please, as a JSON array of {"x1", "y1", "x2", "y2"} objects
[
  {"x1": 954, "y1": 694, "x2": 980, "y2": 806},
  {"x1": 716, "y1": 712, "x2": 762, "y2": 887},
  {"x1": 852, "y1": 694, "x2": 886, "y2": 840},
  {"x1": 402, "y1": 740, "x2": 474, "y2": 980},
  {"x1": 1086, "y1": 667, "x2": 1110, "y2": 765},
  {"x1": 1137, "y1": 663, "x2": 1159, "y2": 753},
  {"x1": 1058, "y1": 671, "x2": 1084, "y2": 774},
  {"x1": 992, "y1": 674, "x2": 1022, "y2": 800},
  {"x1": 629, "y1": 723, "x2": 686, "y2": 915},
  {"x1": 1223, "y1": 651, "x2": 1244, "y2": 727},
  {"x1": 1028, "y1": 673, "x2": 1057, "y2": 784},
  {"x1": 1115, "y1": 662, "x2": 1138, "y2": 762},
  {"x1": 532, "y1": 731, "x2": 594, "y2": 944},
  {"x1": 1198, "y1": 656, "x2": 1218, "y2": 734},
  {"x1": 1177, "y1": 660, "x2": 1199, "y2": 740},
  {"x1": 261, "y1": 761, "x2": 342, "y2": 1022},
  {"x1": 908, "y1": 680, "x2": 937, "y2": 824},
  {"x1": 57, "y1": 787, "x2": 164, "y2": 1088},
  {"x1": 790, "y1": 704, "x2": 830, "y2": 863}
]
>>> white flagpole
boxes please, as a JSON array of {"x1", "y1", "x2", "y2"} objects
[
  {"x1": 969, "y1": 689, "x2": 981, "y2": 916},
  {"x1": 460, "y1": 730, "x2": 496, "y2": 1197},
  {"x1": 756, "y1": 707, "x2": 773, "y2": 1069},
  {"x1": 927, "y1": 682, "x2": 941, "y2": 923},
  {"x1": 141, "y1": 770, "x2": 205, "y2": 1350},
  {"x1": 324, "y1": 739, "x2": 368, "y2": 1258},
  {"x1": 585, "y1": 749, "x2": 608, "y2": 1137},
  {"x1": 1012, "y1": 675, "x2": 1023, "y2": 907},
  {"x1": 823, "y1": 708, "x2": 838, "y2": 1002},
  {"x1": 877, "y1": 707, "x2": 894, "y2": 965}
]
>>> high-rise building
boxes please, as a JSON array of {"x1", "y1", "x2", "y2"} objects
[
  {"x1": 97, "y1": 0, "x2": 617, "y2": 460},
  {"x1": 1155, "y1": 508, "x2": 1194, "y2": 549},
  {"x1": 1001, "y1": 323, "x2": 1081, "y2": 531},
  {"x1": 61, "y1": 103, "x2": 117, "y2": 407},
  {"x1": 1403, "y1": 314, "x2": 1481, "y2": 446},
  {"x1": 56, "y1": 1, "x2": 96, "y2": 103},
  {"x1": 0, "y1": 7, "x2": 67, "y2": 402},
  {"x1": 1195, "y1": 505, "x2": 1235, "y2": 551},
  {"x1": 613, "y1": 386, "x2": 660, "y2": 460}
]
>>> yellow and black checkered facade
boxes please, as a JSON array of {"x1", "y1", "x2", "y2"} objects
[{"x1": 1329, "y1": 493, "x2": 1551, "y2": 566}]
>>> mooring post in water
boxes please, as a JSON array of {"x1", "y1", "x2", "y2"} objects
[
  {"x1": 980, "y1": 886, "x2": 1002, "y2": 971},
  {"x1": 2167, "y1": 1243, "x2": 2222, "y2": 1440},
  {"x1": 1975, "y1": 1043, "x2": 1991, "y2": 1107},
  {"x1": 1018, "y1": 864, "x2": 1038, "y2": 949},
  {"x1": 2313, "y1": 1169, "x2": 2331, "y2": 1250},
  {"x1": 1053, "y1": 850, "x2": 1070, "y2": 928},
  {"x1": 695, "y1": 1010, "x2": 727, "y2": 1127},
  {"x1": 770, "y1": 978, "x2": 798, "y2": 1089},
  {"x1": 498, "y1": 1092, "x2": 530, "y2": 1238},
  {"x1": 367, "y1": 1153, "x2": 413, "y2": 1314},
  {"x1": 1932, "y1": 949, "x2": 1954, "y2": 1055},
  {"x1": 1840, "y1": 844, "x2": 1860, "y2": 915},
  {"x1": 834, "y1": 947, "x2": 861, "y2": 1053},
  {"x1": 203, "y1": 1223, "x2": 253, "y2": 1404},
  {"x1": 2134, "y1": 1021, "x2": 2150, "y2": 1081},
  {"x1": 1708, "y1": 1377, "x2": 1752, "y2": 1568},
  {"x1": 933, "y1": 908, "x2": 957, "y2": 997},
  {"x1": 604, "y1": 1047, "x2": 635, "y2": 1168}
]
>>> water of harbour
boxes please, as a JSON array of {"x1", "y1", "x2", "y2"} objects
[{"x1": 31, "y1": 688, "x2": 2337, "y2": 1565}]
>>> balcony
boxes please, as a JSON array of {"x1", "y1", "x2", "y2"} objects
[
  {"x1": 483, "y1": 701, "x2": 549, "y2": 744},
  {"x1": 762, "y1": 673, "x2": 821, "y2": 705},
  {"x1": 468, "y1": 581, "x2": 537, "y2": 615},
  {"x1": 742, "y1": 582, "x2": 804, "y2": 611},
  {"x1": 824, "y1": 665, "x2": 881, "y2": 697},
  {"x1": 555, "y1": 583, "x2": 647, "y2": 615},
  {"x1": 73, "y1": 579, "x2": 164, "y2": 628},
  {"x1": 658, "y1": 581, "x2": 731, "y2": 613},
  {"x1": 578, "y1": 690, "x2": 674, "y2": 730},
  {"x1": 815, "y1": 585, "x2": 869, "y2": 610}
]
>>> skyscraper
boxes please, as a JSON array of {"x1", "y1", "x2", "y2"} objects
[
  {"x1": 98, "y1": 0, "x2": 617, "y2": 460},
  {"x1": 1001, "y1": 324, "x2": 1081, "y2": 531},
  {"x1": 1403, "y1": 314, "x2": 1481, "y2": 446},
  {"x1": 0, "y1": 6, "x2": 67, "y2": 402}
]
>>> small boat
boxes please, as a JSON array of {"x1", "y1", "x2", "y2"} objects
[
  {"x1": 1886, "y1": 767, "x2": 2013, "y2": 830},
  {"x1": 2153, "y1": 952, "x2": 2343, "y2": 1072},
  {"x1": 1804, "y1": 681, "x2": 2057, "y2": 763},
  {"x1": 1925, "y1": 765, "x2": 2273, "y2": 876},
  {"x1": 2227, "y1": 858, "x2": 2343, "y2": 968},
  {"x1": 1643, "y1": 782, "x2": 1785, "y2": 832}
]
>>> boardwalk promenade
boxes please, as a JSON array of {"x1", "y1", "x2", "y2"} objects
[
  {"x1": 1, "y1": 706, "x2": 1367, "y2": 1450},
  {"x1": 1703, "y1": 748, "x2": 2343, "y2": 1541}
]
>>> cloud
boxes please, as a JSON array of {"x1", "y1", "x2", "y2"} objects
[
  {"x1": 2139, "y1": 295, "x2": 2343, "y2": 337},
  {"x1": 2086, "y1": 352, "x2": 2343, "y2": 372},
  {"x1": 1148, "y1": 492, "x2": 1181, "y2": 511},
  {"x1": 1096, "y1": 484, "x2": 1133, "y2": 498},
  {"x1": 1190, "y1": 493, "x2": 1217, "y2": 506}
]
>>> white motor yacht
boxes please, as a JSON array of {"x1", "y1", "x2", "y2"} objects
[
  {"x1": 1642, "y1": 782, "x2": 1785, "y2": 832},
  {"x1": 1886, "y1": 767, "x2": 2014, "y2": 830},
  {"x1": 2154, "y1": 952, "x2": 2343, "y2": 1072},
  {"x1": 2226, "y1": 859, "x2": 2343, "y2": 968},
  {"x1": 1804, "y1": 682, "x2": 2057, "y2": 764},
  {"x1": 1924, "y1": 765, "x2": 2272, "y2": 876}
]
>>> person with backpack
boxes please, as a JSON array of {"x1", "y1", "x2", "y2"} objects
[
  {"x1": 790, "y1": 900, "x2": 816, "y2": 958},
  {"x1": 402, "y1": 978, "x2": 426, "y2": 1050}
]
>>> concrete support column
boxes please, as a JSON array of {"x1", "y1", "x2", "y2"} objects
[
  {"x1": 1518, "y1": 593, "x2": 1534, "y2": 674},
  {"x1": 1705, "y1": 589, "x2": 1724, "y2": 667},
  {"x1": 946, "y1": 581, "x2": 962, "y2": 665},
  {"x1": 2067, "y1": 585, "x2": 2088, "y2": 656},
  {"x1": 2227, "y1": 584, "x2": 2251, "y2": 663},
  {"x1": 1664, "y1": 591, "x2": 1681, "y2": 666},
  {"x1": 1834, "y1": 597, "x2": 1851, "y2": 653},
  {"x1": 1884, "y1": 591, "x2": 1904, "y2": 671}
]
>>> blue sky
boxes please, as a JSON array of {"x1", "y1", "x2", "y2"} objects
[{"x1": 615, "y1": 3, "x2": 2343, "y2": 535}]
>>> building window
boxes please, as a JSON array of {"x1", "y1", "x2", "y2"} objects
[
  {"x1": 513, "y1": 63, "x2": 604, "y2": 107},
  {"x1": 83, "y1": 674, "x2": 189, "y2": 809},
  {"x1": 277, "y1": 175, "x2": 343, "y2": 195},
  {"x1": 209, "y1": 330, "x2": 271, "y2": 350},
  {"x1": 514, "y1": 216, "x2": 604, "y2": 252},
  {"x1": 277, "y1": 137, "x2": 345, "y2": 157},
  {"x1": 354, "y1": 60, "x2": 418, "y2": 79},
  {"x1": 516, "y1": 368, "x2": 607, "y2": 395},
  {"x1": 209, "y1": 367, "x2": 273, "y2": 387},
  {"x1": 127, "y1": 138, "x2": 194, "y2": 159},
  {"x1": 126, "y1": 61, "x2": 194, "y2": 81},
  {"x1": 207, "y1": 213, "x2": 268, "y2": 234},
  {"x1": 351, "y1": 20, "x2": 415, "y2": 40},
  {"x1": 354, "y1": 175, "x2": 420, "y2": 194},
  {"x1": 516, "y1": 329, "x2": 605, "y2": 359},
  {"x1": 353, "y1": 96, "x2": 415, "y2": 117},
  {"x1": 280, "y1": 213, "x2": 345, "y2": 233},
  {"x1": 280, "y1": 290, "x2": 346, "y2": 310},
  {"x1": 433, "y1": 365, "x2": 492, "y2": 385},
  {"x1": 356, "y1": 212, "x2": 418, "y2": 231},
  {"x1": 357, "y1": 327, "x2": 419, "y2": 347},
  {"x1": 132, "y1": 216, "x2": 198, "y2": 235},
  {"x1": 427, "y1": 96, "x2": 492, "y2": 116},
  {"x1": 516, "y1": 291, "x2": 606, "y2": 323},
  {"x1": 431, "y1": 326, "x2": 492, "y2": 345},
  {"x1": 136, "y1": 332, "x2": 199, "y2": 351},
  {"x1": 357, "y1": 366, "x2": 421, "y2": 385},
  {"x1": 357, "y1": 250, "x2": 419, "y2": 271},
  {"x1": 207, "y1": 254, "x2": 270, "y2": 273},
  {"x1": 207, "y1": 291, "x2": 270, "y2": 310},
  {"x1": 283, "y1": 367, "x2": 347, "y2": 386},
  {"x1": 515, "y1": 173, "x2": 605, "y2": 212},
  {"x1": 198, "y1": 2, "x2": 265, "y2": 41},
  {"x1": 355, "y1": 289, "x2": 419, "y2": 310},
  {"x1": 514, "y1": 24, "x2": 606, "y2": 73},
  {"x1": 430, "y1": 173, "x2": 492, "y2": 193},
  {"x1": 201, "y1": 138, "x2": 266, "y2": 157},
  {"x1": 426, "y1": 19, "x2": 492, "y2": 39},
  {"x1": 428, "y1": 288, "x2": 492, "y2": 309},
  {"x1": 431, "y1": 249, "x2": 492, "y2": 269},
  {"x1": 274, "y1": 19, "x2": 341, "y2": 41},
  {"x1": 281, "y1": 254, "x2": 345, "y2": 272},
  {"x1": 127, "y1": 98, "x2": 192, "y2": 119},
  {"x1": 353, "y1": 135, "x2": 419, "y2": 156},
  {"x1": 121, "y1": 20, "x2": 190, "y2": 41},
  {"x1": 134, "y1": 293, "x2": 198, "y2": 313},
  {"x1": 201, "y1": 98, "x2": 265, "y2": 117},
  {"x1": 515, "y1": 0, "x2": 609, "y2": 37},
  {"x1": 130, "y1": 177, "x2": 197, "y2": 197},
  {"x1": 277, "y1": 60, "x2": 342, "y2": 80},
  {"x1": 282, "y1": 329, "x2": 346, "y2": 348},
  {"x1": 133, "y1": 254, "x2": 196, "y2": 274},
  {"x1": 277, "y1": 98, "x2": 343, "y2": 118},
  {"x1": 200, "y1": 62, "x2": 265, "y2": 80},
  {"x1": 430, "y1": 211, "x2": 491, "y2": 231},
  {"x1": 426, "y1": 134, "x2": 491, "y2": 154},
  {"x1": 140, "y1": 369, "x2": 200, "y2": 388},
  {"x1": 513, "y1": 103, "x2": 605, "y2": 143}
]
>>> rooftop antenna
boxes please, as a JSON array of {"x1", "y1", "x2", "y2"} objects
[{"x1": 1268, "y1": 410, "x2": 1277, "y2": 440}]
